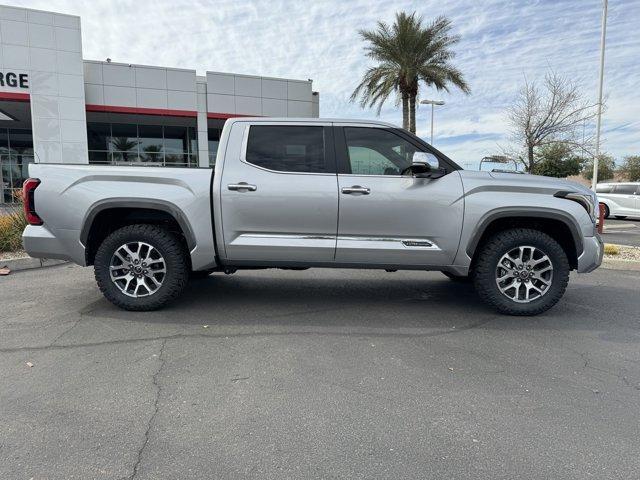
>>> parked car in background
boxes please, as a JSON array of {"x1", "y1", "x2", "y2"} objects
[
  {"x1": 22, "y1": 118, "x2": 603, "y2": 315},
  {"x1": 596, "y1": 182, "x2": 640, "y2": 219}
]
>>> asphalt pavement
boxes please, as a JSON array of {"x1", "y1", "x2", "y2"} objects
[
  {"x1": 1, "y1": 264, "x2": 639, "y2": 479},
  {"x1": 601, "y1": 218, "x2": 640, "y2": 247}
]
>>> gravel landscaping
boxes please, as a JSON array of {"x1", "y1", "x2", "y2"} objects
[
  {"x1": 0, "y1": 250, "x2": 28, "y2": 262},
  {"x1": 604, "y1": 244, "x2": 640, "y2": 262}
]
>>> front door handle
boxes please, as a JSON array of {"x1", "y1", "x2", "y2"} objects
[
  {"x1": 228, "y1": 182, "x2": 257, "y2": 192},
  {"x1": 341, "y1": 185, "x2": 370, "y2": 195}
]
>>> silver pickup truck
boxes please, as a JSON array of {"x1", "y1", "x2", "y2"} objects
[{"x1": 22, "y1": 118, "x2": 603, "y2": 315}]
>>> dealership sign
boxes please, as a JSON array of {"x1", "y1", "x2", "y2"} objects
[{"x1": 0, "y1": 72, "x2": 28, "y2": 89}]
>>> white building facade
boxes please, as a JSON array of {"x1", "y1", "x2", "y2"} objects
[{"x1": 0, "y1": 4, "x2": 319, "y2": 203}]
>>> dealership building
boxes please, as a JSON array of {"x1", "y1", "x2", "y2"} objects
[{"x1": 0, "y1": 4, "x2": 319, "y2": 204}]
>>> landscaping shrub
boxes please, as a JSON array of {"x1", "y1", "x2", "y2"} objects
[
  {"x1": 604, "y1": 244, "x2": 620, "y2": 256},
  {"x1": 0, "y1": 194, "x2": 27, "y2": 253}
]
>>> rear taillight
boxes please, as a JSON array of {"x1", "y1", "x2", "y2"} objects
[{"x1": 23, "y1": 178, "x2": 43, "y2": 225}]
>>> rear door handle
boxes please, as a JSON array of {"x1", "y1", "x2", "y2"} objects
[
  {"x1": 228, "y1": 182, "x2": 257, "y2": 192},
  {"x1": 341, "y1": 185, "x2": 370, "y2": 195}
]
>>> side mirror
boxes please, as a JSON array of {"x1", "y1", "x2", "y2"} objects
[{"x1": 410, "y1": 152, "x2": 445, "y2": 178}]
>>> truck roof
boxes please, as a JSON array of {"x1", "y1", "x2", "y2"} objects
[{"x1": 225, "y1": 117, "x2": 399, "y2": 128}]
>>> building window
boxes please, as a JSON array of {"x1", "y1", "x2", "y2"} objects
[
  {"x1": 0, "y1": 128, "x2": 34, "y2": 204},
  {"x1": 87, "y1": 122, "x2": 199, "y2": 167}
]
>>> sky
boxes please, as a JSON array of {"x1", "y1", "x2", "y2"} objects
[{"x1": 11, "y1": 0, "x2": 640, "y2": 168}]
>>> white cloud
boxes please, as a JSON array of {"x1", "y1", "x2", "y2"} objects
[{"x1": 10, "y1": 0, "x2": 640, "y2": 163}]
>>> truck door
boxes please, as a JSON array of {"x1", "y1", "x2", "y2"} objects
[
  {"x1": 334, "y1": 125, "x2": 464, "y2": 266},
  {"x1": 219, "y1": 122, "x2": 338, "y2": 263}
]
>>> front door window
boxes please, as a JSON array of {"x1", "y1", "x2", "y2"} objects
[{"x1": 343, "y1": 127, "x2": 439, "y2": 176}]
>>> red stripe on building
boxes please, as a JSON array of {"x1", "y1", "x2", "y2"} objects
[
  {"x1": 85, "y1": 104, "x2": 198, "y2": 118},
  {"x1": 85, "y1": 105, "x2": 260, "y2": 119},
  {"x1": 0, "y1": 92, "x2": 30, "y2": 102},
  {"x1": 207, "y1": 112, "x2": 261, "y2": 119}
]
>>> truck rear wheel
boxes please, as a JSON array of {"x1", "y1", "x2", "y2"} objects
[
  {"x1": 472, "y1": 228, "x2": 569, "y2": 316},
  {"x1": 94, "y1": 224, "x2": 189, "y2": 311}
]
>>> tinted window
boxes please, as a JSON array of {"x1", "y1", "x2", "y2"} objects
[
  {"x1": 138, "y1": 125, "x2": 163, "y2": 162},
  {"x1": 246, "y1": 125, "x2": 326, "y2": 173},
  {"x1": 343, "y1": 127, "x2": 437, "y2": 176},
  {"x1": 208, "y1": 128, "x2": 221, "y2": 166},
  {"x1": 110, "y1": 124, "x2": 138, "y2": 154},
  {"x1": 87, "y1": 123, "x2": 110, "y2": 151},
  {"x1": 595, "y1": 184, "x2": 613, "y2": 193},
  {"x1": 613, "y1": 184, "x2": 638, "y2": 194},
  {"x1": 164, "y1": 126, "x2": 189, "y2": 154}
]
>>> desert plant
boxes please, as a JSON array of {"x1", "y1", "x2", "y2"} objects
[
  {"x1": 603, "y1": 244, "x2": 619, "y2": 256},
  {"x1": 0, "y1": 194, "x2": 27, "y2": 252},
  {"x1": 351, "y1": 12, "x2": 469, "y2": 133}
]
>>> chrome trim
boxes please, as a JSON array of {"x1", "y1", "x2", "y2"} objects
[
  {"x1": 341, "y1": 186, "x2": 371, "y2": 195},
  {"x1": 402, "y1": 240, "x2": 433, "y2": 247},
  {"x1": 339, "y1": 173, "x2": 420, "y2": 179},
  {"x1": 237, "y1": 233, "x2": 335, "y2": 241},
  {"x1": 338, "y1": 236, "x2": 441, "y2": 250}
]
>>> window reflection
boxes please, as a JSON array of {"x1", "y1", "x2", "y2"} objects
[
  {"x1": 0, "y1": 129, "x2": 34, "y2": 204},
  {"x1": 87, "y1": 122, "x2": 199, "y2": 167}
]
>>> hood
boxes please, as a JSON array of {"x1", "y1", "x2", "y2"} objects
[
  {"x1": 458, "y1": 170, "x2": 594, "y2": 196},
  {"x1": 488, "y1": 171, "x2": 594, "y2": 195}
]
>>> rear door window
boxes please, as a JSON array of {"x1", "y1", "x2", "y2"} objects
[
  {"x1": 613, "y1": 184, "x2": 638, "y2": 194},
  {"x1": 245, "y1": 125, "x2": 328, "y2": 173}
]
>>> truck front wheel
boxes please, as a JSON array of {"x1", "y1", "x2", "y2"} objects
[
  {"x1": 472, "y1": 228, "x2": 570, "y2": 316},
  {"x1": 94, "y1": 224, "x2": 189, "y2": 311}
]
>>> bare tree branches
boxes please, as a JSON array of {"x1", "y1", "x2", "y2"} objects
[{"x1": 507, "y1": 72, "x2": 600, "y2": 172}]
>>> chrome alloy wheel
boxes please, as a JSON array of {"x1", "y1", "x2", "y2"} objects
[
  {"x1": 109, "y1": 241, "x2": 167, "y2": 298},
  {"x1": 495, "y1": 245, "x2": 553, "y2": 303}
]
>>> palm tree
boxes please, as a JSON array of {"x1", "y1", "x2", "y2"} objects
[{"x1": 351, "y1": 12, "x2": 470, "y2": 134}]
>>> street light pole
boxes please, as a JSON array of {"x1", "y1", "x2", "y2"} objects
[
  {"x1": 420, "y1": 99, "x2": 445, "y2": 145},
  {"x1": 592, "y1": 0, "x2": 608, "y2": 191}
]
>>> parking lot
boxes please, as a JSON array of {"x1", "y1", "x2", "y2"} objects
[
  {"x1": 602, "y1": 218, "x2": 640, "y2": 247},
  {"x1": 1, "y1": 264, "x2": 640, "y2": 479}
]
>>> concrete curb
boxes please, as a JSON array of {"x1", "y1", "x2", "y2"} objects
[
  {"x1": 0, "y1": 256, "x2": 68, "y2": 272},
  {"x1": 603, "y1": 223, "x2": 638, "y2": 232}
]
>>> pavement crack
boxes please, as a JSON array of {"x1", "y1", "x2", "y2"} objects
[
  {"x1": 123, "y1": 339, "x2": 167, "y2": 480},
  {"x1": 49, "y1": 313, "x2": 84, "y2": 347},
  {"x1": 0, "y1": 321, "x2": 497, "y2": 355}
]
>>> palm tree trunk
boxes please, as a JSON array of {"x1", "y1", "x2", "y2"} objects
[
  {"x1": 401, "y1": 93, "x2": 409, "y2": 130},
  {"x1": 409, "y1": 95, "x2": 417, "y2": 134}
]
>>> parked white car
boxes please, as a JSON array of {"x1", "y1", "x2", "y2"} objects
[{"x1": 596, "y1": 182, "x2": 640, "y2": 219}]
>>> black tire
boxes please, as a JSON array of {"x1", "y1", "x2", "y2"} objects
[
  {"x1": 614, "y1": 215, "x2": 627, "y2": 220},
  {"x1": 94, "y1": 224, "x2": 189, "y2": 311},
  {"x1": 602, "y1": 204, "x2": 610, "y2": 218},
  {"x1": 441, "y1": 271, "x2": 472, "y2": 283},
  {"x1": 472, "y1": 228, "x2": 570, "y2": 316}
]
